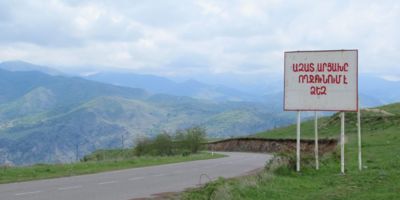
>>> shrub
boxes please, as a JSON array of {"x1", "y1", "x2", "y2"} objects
[
  {"x1": 133, "y1": 126, "x2": 207, "y2": 156},
  {"x1": 134, "y1": 137, "x2": 153, "y2": 156},
  {"x1": 152, "y1": 132, "x2": 174, "y2": 156},
  {"x1": 183, "y1": 126, "x2": 207, "y2": 153}
]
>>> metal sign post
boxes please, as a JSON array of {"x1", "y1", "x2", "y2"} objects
[
  {"x1": 358, "y1": 107, "x2": 362, "y2": 171},
  {"x1": 341, "y1": 112, "x2": 345, "y2": 174},
  {"x1": 296, "y1": 111, "x2": 301, "y2": 172},
  {"x1": 315, "y1": 111, "x2": 319, "y2": 170}
]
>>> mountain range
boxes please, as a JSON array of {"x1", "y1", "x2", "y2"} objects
[
  {"x1": 0, "y1": 63, "x2": 293, "y2": 165},
  {"x1": 86, "y1": 71, "x2": 400, "y2": 108},
  {"x1": 0, "y1": 60, "x2": 399, "y2": 165},
  {"x1": 86, "y1": 72, "x2": 263, "y2": 102}
]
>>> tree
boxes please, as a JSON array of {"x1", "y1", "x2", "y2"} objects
[
  {"x1": 174, "y1": 129, "x2": 186, "y2": 153},
  {"x1": 182, "y1": 126, "x2": 207, "y2": 153},
  {"x1": 134, "y1": 136, "x2": 152, "y2": 156},
  {"x1": 152, "y1": 132, "x2": 173, "y2": 156}
]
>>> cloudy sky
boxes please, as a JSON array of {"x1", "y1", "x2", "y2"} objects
[{"x1": 0, "y1": 0, "x2": 399, "y2": 81}]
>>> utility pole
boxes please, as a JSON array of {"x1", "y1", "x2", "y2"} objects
[
  {"x1": 75, "y1": 143, "x2": 79, "y2": 162},
  {"x1": 121, "y1": 135, "x2": 125, "y2": 149},
  {"x1": 121, "y1": 135, "x2": 125, "y2": 159}
]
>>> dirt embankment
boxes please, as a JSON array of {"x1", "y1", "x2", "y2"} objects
[{"x1": 207, "y1": 137, "x2": 338, "y2": 154}]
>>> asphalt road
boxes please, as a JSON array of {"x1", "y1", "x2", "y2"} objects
[{"x1": 0, "y1": 152, "x2": 272, "y2": 200}]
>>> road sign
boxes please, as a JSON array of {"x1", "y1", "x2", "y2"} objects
[
  {"x1": 284, "y1": 49, "x2": 359, "y2": 174},
  {"x1": 284, "y1": 50, "x2": 358, "y2": 111}
]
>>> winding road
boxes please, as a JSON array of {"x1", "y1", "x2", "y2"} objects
[{"x1": 0, "y1": 152, "x2": 272, "y2": 200}]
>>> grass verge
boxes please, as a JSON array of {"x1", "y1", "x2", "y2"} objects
[
  {"x1": 0, "y1": 152, "x2": 225, "y2": 184},
  {"x1": 182, "y1": 104, "x2": 400, "y2": 200}
]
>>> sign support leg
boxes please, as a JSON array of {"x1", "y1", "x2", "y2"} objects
[
  {"x1": 315, "y1": 111, "x2": 319, "y2": 170},
  {"x1": 358, "y1": 107, "x2": 362, "y2": 171},
  {"x1": 296, "y1": 111, "x2": 301, "y2": 172},
  {"x1": 341, "y1": 112, "x2": 345, "y2": 174}
]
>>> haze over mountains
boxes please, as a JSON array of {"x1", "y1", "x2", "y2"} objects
[
  {"x1": 85, "y1": 66, "x2": 400, "y2": 108},
  {"x1": 0, "y1": 61, "x2": 292, "y2": 165},
  {"x1": 0, "y1": 60, "x2": 399, "y2": 165},
  {"x1": 86, "y1": 72, "x2": 264, "y2": 102}
]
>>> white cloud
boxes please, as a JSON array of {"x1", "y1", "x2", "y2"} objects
[
  {"x1": 0, "y1": 0, "x2": 399, "y2": 79},
  {"x1": 381, "y1": 75, "x2": 400, "y2": 82}
]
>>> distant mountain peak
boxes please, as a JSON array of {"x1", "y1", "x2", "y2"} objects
[{"x1": 0, "y1": 60, "x2": 62, "y2": 75}]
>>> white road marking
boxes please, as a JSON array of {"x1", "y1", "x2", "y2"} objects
[
  {"x1": 58, "y1": 185, "x2": 82, "y2": 191},
  {"x1": 15, "y1": 190, "x2": 41, "y2": 196},
  {"x1": 98, "y1": 181, "x2": 117, "y2": 185},
  {"x1": 129, "y1": 177, "x2": 144, "y2": 181}
]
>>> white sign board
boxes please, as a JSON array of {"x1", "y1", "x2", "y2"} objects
[{"x1": 284, "y1": 50, "x2": 358, "y2": 111}]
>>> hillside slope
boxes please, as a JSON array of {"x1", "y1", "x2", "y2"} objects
[
  {"x1": 0, "y1": 69, "x2": 294, "y2": 165},
  {"x1": 185, "y1": 103, "x2": 400, "y2": 199},
  {"x1": 256, "y1": 102, "x2": 400, "y2": 139}
]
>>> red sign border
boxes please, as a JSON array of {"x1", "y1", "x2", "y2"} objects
[{"x1": 283, "y1": 49, "x2": 359, "y2": 112}]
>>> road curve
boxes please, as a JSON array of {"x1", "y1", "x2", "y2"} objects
[{"x1": 0, "y1": 152, "x2": 272, "y2": 200}]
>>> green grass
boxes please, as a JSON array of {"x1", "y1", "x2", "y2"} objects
[
  {"x1": 0, "y1": 152, "x2": 225, "y2": 184},
  {"x1": 182, "y1": 103, "x2": 400, "y2": 200},
  {"x1": 82, "y1": 149, "x2": 137, "y2": 162}
]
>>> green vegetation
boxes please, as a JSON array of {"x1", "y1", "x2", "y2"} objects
[
  {"x1": 134, "y1": 127, "x2": 207, "y2": 156},
  {"x1": 0, "y1": 126, "x2": 224, "y2": 184},
  {"x1": 0, "y1": 69, "x2": 293, "y2": 165},
  {"x1": 0, "y1": 151, "x2": 224, "y2": 184},
  {"x1": 81, "y1": 148, "x2": 136, "y2": 162},
  {"x1": 182, "y1": 103, "x2": 400, "y2": 199}
]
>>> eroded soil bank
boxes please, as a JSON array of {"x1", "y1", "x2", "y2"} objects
[{"x1": 207, "y1": 137, "x2": 338, "y2": 154}]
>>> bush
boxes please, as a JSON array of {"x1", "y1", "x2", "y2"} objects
[
  {"x1": 133, "y1": 126, "x2": 207, "y2": 156},
  {"x1": 134, "y1": 137, "x2": 153, "y2": 156},
  {"x1": 152, "y1": 132, "x2": 174, "y2": 156},
  {"x1": 183, "y1": 126, "x2": 207, "y2": 153}
]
